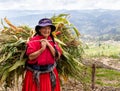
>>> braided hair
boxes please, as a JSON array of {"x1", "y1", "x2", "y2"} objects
[{"x1": 50, "y1": 33, "x2": 59, "y2": 59}]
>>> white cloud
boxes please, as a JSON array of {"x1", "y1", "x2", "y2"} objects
[
  {"x1": 95, "y1": 0, "x2": 120, "y2": 10},
  {"x1": 0, "y1": 0, "x2": 120, "y2": 10}
]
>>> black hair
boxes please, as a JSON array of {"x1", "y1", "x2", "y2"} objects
[
  {"x1": 34, "y1": 26, "x2": 41, "y2": 36},
  {"x1": 50, "y1": 33, "x2": 59, "y2": 59}
]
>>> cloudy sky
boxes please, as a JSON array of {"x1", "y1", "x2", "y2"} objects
[{"x1": 0, "y1": 0, "x2": 120, "y2": 10}]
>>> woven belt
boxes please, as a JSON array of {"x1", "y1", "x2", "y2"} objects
[{"x1": 26, "y1": 62, "x2": 56, "y2": 91}]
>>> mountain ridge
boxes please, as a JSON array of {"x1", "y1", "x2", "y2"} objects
[{"x1": 0, "y1": 9, "x2": 120, "y2": 41}]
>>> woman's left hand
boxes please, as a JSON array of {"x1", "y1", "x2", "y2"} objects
[{"x1": 40, "y1": 39, "x2": 50, "y2": 46}]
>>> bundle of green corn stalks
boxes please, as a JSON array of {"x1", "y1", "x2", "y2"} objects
[
  {"x1": 0, "y1": 14, "x2": 89, "y2": 89},
  {"x1": 51, "y1": 14, "x2": 85, "y2": 80},
  {"x1": 0, "y1": 17, "x2": 33, "y2": 89}
]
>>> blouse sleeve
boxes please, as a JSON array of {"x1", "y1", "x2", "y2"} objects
[{"x1": 26, "y1": 41, "x2": 37, "y2": 56}]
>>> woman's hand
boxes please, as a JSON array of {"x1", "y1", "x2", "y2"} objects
[
  {"x1": 40, "y1": 39, "x2": 51, "y2": 47},
  {"x1": 40, "y1": 39, "x2": 55, "y2": 57},
  {"x1": 40, "y1": 39, "x2": 47, "y2": 50}
]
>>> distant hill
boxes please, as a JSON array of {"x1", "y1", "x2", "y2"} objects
[{"x1": 0, "y1": 9, "x2": 120, "y2": 41}]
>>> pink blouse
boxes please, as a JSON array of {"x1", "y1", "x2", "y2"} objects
[{"x1": 26, "y1": 35, "x2": 62, "y2": 65}]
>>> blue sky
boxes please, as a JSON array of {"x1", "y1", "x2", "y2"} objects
[{"x1": 0, "y1": 0, "x2": 120, "y2": 10}]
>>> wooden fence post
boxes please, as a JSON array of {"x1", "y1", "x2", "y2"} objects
[{"x1": 91, "y1": 63, "x2": 96, "y2": 90}]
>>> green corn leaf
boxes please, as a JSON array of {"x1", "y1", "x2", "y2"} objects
[
  {"x1": 0, "y1": 70, "x2": 9, "y2": 84},
  {"x1": 0, "y1": 64, "x2": 11, "y2": 75},
  {"x1": 72, "y1": 57, "x2": 83, "y2": 66},
  {"x1": 58, "y1": 14, "x2": 69, "y2": 18},
  {"x1": 8, "y1": 60, "x2": 25, "y2": 72},
  {"x1": 0, "y1": 53, "x2": 8, "y2": 63},
  {"x1": 20, "y1": 50, "x2": 26, "y2": 60},
  {"x1": 73, "y1": 26, "x2": 80, "y2": 37},
  {"x1": 1, "y1": 19, "x2": 8, "y2": 29},
  {"x1": 4, "y1": 52, "x2": 13, "y2": 61},
  {"x1": 55, "y1": 38, "x2": 66, "y2": 46}
]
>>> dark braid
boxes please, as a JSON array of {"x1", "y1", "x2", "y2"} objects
[
  {"x1": 50, "y1": 33, "x2": 59, "y2": 59},
  {"x1": 33, "y1": 33, "x2": 38, "y2": 36}
]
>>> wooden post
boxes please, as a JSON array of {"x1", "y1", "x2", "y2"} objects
[{"x1": 91, "y1": 63, "x2": 96, "y2": 90}]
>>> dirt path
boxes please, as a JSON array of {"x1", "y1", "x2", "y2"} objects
[
  {"x1": 99, "y1": 58, "x2": 120, "y2": 71},
  {"x1": 82, "y1": 58, "x2": 120, "y2": 71}
]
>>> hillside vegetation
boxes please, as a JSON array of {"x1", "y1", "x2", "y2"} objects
[
  {"x1": 1, "y1": 9, "x2": 120, "y2": 41},
  {"x1": 84, "y1": 41, "x2": 120, "y2": 59}
]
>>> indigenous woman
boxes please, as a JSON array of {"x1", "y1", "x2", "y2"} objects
[{"x1": 22, "y1": 18, "x2": 62, "y2": 91}]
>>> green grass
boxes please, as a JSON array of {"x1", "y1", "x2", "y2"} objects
[
  {"x1": 84, "y1": 43, "x2": 120, "y2": 58},
  {"x1": 80, "y1": 67, "x2": 120, "y2": 88},
  {"x1": 95, "y1": 68, "x2": 120, "y2": 87}
]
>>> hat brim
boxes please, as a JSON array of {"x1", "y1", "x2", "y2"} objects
[{"x1": 35, "y1": 24, "x2": 56, "y2": 33}]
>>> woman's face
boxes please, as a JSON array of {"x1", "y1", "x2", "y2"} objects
[{"x1": 39, "y1": 26, "x2": 51, "y2": 38}]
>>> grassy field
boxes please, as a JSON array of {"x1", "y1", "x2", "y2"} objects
[
  {"x1": 96, "y1": 68, "x2": 120, "y2": 87},
  {"x1": 83, "y1": 41, "x2": 120, "y2": 59},
  {"x1": 82, "y1": 41, "x2": 120, "y2": 88}
]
